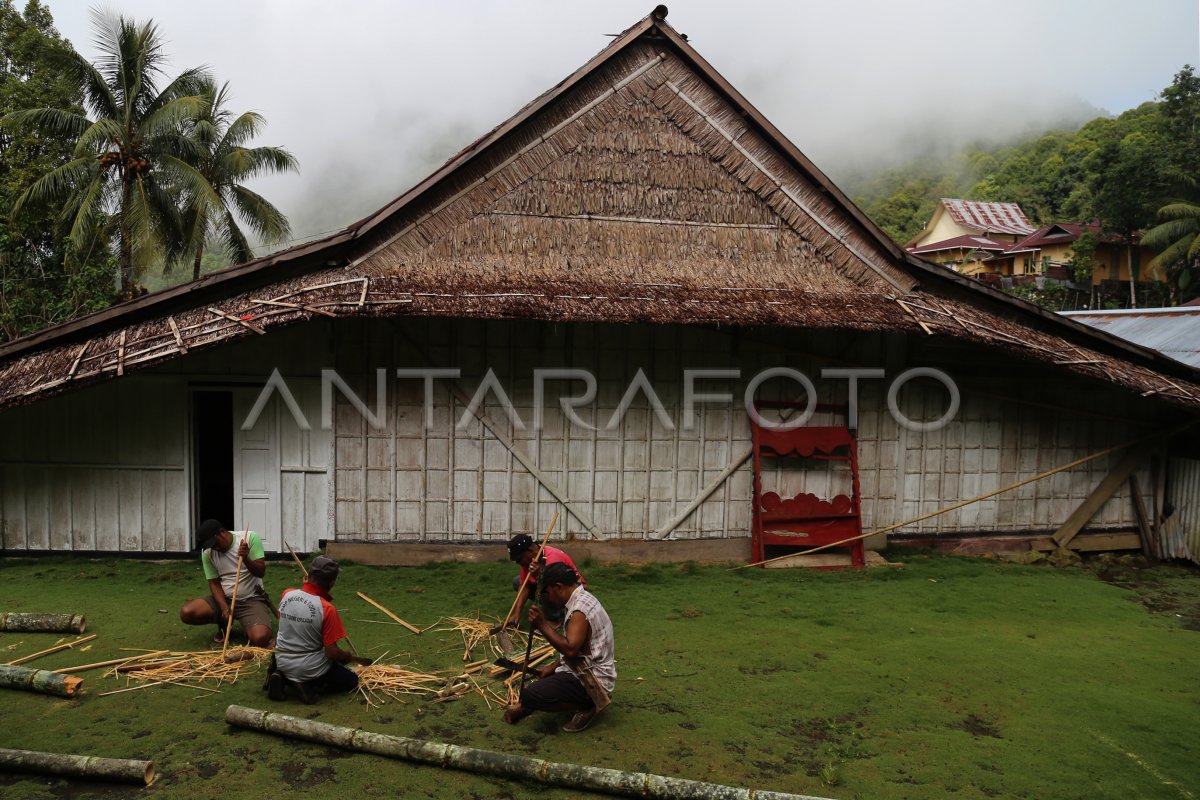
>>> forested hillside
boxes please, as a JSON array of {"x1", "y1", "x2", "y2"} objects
[{"x1": 849, "y1": 67, "x2": 1200, "y2": 251}]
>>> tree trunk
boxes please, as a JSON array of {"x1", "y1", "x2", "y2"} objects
[
  {"x1": 0, "y1": 748, "x2": 154, "y2": 785},
  {"x1": 0, "y1": 664, "x2": 82, "y2": 698},
  {"x1": 225, "y1": 705, "x2": 829, "y2": 800},
  {"x1": 118, "y1": 178, "x2": 135, "y2": 297},
  {"x1": 1128, "y1": 241, "x2": 1136, "y2": 308},
  {"x1": 0, "y1": 613, "x2": 86, "y2": 634},
  {"x1": 192, "y1": 247, "x2": 204, "y2": 282}
]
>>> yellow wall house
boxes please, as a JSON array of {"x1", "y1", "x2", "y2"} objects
[
  {"x1": 906, "y1": 199, "x2": 1036, "y2": 274},
  {"x1": 994, "y1": 223, "x2": 1160, "y2": 285}
]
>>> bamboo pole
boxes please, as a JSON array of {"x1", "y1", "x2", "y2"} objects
[
  {"x1": 284, "y1": 542, "x2": 308, "y2": 579},
  {"x1": 6, "y1": 635, "x2": 97, "y2": 666},
  {"x1": 221, "y1": 538, "x2": 246, "y2": 658},
  {"x1": 0, "y1": 613, "x2": 86, "y2": 634},
  {"x1": 739, "y1": 426, "x2": 1183, "y2": 569},
  {"x1": 0, "y1": 748, "x2": 154, "y2": 786},
  {"x1": 0, "y1": 664, "x2": 82, "y2": 698},
  {"x1": 55, "y1": 650, "x2": 170, "y2": 675},
  {"x1": 502, "y1": 512, "x2": 559, "y2": 628},
  {"x1": 225, "y1": 705, "x2": 828, "y2": 800},
  {"x1": 356, "y1": 593, "x2": 421, "y2": 635}
]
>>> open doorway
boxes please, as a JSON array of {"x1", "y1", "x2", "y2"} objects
[{"x1": 192, "y1": 390, "x2": 234, "y2": 542}]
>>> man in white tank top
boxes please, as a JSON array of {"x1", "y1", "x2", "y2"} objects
[{"x1": 502, "y1": 562, "x2": 615, "y2": 732}]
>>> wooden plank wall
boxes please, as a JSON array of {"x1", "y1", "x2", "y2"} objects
[
  {"x1": 0, "y1": 376, "x2": 189, "y2": 552},
  {"x1": 329, "y1": 318, "x2": 1158, "y2": 544}
]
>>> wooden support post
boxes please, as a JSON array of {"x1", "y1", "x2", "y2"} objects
[
  {"x1": 1128, "y1": 476, "x2": 1156, "y2": 560},
  {"x1": 0, "y1": 748, "x2": 154, "y2": 785},
  {"x1": 1052, "y1": 446, "x2": 1151, "y2": 548}
]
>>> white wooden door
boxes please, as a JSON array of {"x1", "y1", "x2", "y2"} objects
[{"x1": 233, "y1": 390, "x2": 281, "y2": 553}]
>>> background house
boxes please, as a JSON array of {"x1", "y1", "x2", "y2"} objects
[{"x1": 1, "y1": 11, "x2": 1198, "y2": 565}]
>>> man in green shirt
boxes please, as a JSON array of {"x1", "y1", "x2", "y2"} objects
[{"x1": 179, "y1": 519, "x2": 274, "y2": 647}]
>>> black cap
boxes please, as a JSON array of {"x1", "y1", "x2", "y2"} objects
[
  {"x1": 541, "y1": 562, "x2": 579, "y2": 587},
  {"x1": 310, "y1": 556, "x2": 341, "y2": 583},
  {"x1": 507, "y1": 534, "x2": 534, "y2": 562},
  {"x1": 197, "y1": 519, "x2": 226, "y2": 550}
]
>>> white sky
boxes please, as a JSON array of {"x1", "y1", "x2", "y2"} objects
[{"x1": 48, "y1": 0, "x2": 1200, "y2": 248}]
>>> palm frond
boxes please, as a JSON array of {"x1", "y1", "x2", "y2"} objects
[
  {"x1": 12, "y1": 157, "x2": 103, "y2": 218},
  {"x1": 229, "y1": 185, "x2": 291, "y2": 244},
  {"x1": 218, "y1": 207, "x2": 255, "y2": 264},
  {"x1": 0, "y1": 107, "x2": 91, "y2": 140}
]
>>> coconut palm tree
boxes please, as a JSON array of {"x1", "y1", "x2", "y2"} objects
[
  {"x1": 1144, "y1": 200, "x2": 1200, "y2": 301},
  {"x1": 177, "y1": 80, "x2": 297, "y2": 280},
  {"x1": 1, "y1": 10, "x2": 212, "y2": 296}
]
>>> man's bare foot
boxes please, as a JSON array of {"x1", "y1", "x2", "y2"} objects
[{"x1": 503, "y1": 705, "x2": 532, "y2": 725}]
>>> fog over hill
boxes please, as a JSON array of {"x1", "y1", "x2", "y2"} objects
[{"x1": 51, "y1": 0, "x2": 1200, "y2": 250}]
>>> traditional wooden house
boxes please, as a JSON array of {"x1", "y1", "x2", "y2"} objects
[{"x1": 2, "y1": 8, "x2": 1199, "y2": 565}]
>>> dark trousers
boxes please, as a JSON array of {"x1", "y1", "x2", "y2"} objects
[
  {"x1": 519, "y1": 670, "x2": 592, "y2": 711},
  {"x1": 315, "y1": 661, "x2": 359, "y2": 694}
]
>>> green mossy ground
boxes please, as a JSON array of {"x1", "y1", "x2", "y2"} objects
[{"x1": 0, "y1": 552, "x2": 1197, "y2": 799}]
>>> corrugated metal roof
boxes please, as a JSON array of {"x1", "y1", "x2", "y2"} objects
[
  {"x1": 1063, "y1": 308, "x2": 1200, "y2": 368},
  {"x1": 941, "y1": 199, "x2": 1035, "y2": 236},
  {"x1": 908, "y1": 234, "x2": 1011, "y2": 254},
  {"x1": 1165, "y1": 457, "x2": 1200, "y2": 564}
]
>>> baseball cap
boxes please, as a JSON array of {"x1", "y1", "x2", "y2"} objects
[
  {"x1": 507, "y1": 534, "x2": 534, "y2": 562},
  {"x1": 310, "y1": 556, "x2": 341, "y2": 582},
  {"x1": 197, "y1": 519, "x2": 226, "y2": 550}
]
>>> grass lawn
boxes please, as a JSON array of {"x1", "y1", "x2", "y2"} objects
[{"x1": 0, "y1": 552, "x2": 1197, "y2": 800}]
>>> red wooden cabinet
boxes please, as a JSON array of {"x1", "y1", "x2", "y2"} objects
[{"x1": 749, "y1": 406, "x2": 865, "y2": 568}]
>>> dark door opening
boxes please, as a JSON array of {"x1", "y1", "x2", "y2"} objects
[{"x1": 193, "y1": 390, "x2": 234, "y2": 545}]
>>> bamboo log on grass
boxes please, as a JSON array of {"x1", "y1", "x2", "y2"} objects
[
  {"x1": 0, "y1": 748, "x2": 154, "y2": 786},
  {"x1": 7, "y1": 635, "x2": 97, "y2": 666},
  {"x1": 0, "y1": 613, "x2": 86, "y2": 634},
  {"x1": 225, "y1": 705, "x2": 830, "y2": 800},
  {"x1": 0, "y1": 664, "x2": 82, "y2": 698}
]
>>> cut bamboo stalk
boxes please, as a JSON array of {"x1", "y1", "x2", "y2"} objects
[
  {"x1": 502, "y1": 512, "x2": 559, "y2": 627},
  {"x1": 7, "y1": 635, "x2": 97, "y2": 666},
  {"x1": 0, "y1": 664, "x2": 82, "y2": 697},
  {"x1": 356, "y1": 592, "x2": 421, "y2": 635},
  {"x1": 0, "y1": 748, "x2": 154, "y2": 786},
  {"x1": 225, "y1": 705, "x2": 828, "y2": 800},
  {"x1": 0, "y1": 613, "x2": 86, "y2": 634},
  {"x1": 56, "y1": 650, "x2": 170, "y2": 675},
  {"x1": 222, "y1": 537, "x2": 247, "y2": 658},
  {"x1": 284, "y1": 542, "x2": 308, "y2": 579}
]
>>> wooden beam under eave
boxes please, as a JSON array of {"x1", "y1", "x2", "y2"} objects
[{"x1": 1051, "y1": 445, "x2": 1154, "y2": 548}]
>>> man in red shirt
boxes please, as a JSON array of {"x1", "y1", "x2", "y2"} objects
[
  {"x1": 266, "y1": 556, "x2": 371, "y2": 704},
  {"x1": 506, "y1": 534, "x2": 585, "y2": 626}
]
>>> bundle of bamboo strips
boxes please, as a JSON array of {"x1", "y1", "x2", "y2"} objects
[
  {"x1": 96, "y1": 647, "x2": 272, "y2": 696},
  {"x1": 355, "y1": 663, "x2": 444, "y2": 707}
]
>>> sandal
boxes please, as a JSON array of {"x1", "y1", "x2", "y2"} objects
[{"x1": 562, "y1": 709, "x2": 597, "y2": 732}]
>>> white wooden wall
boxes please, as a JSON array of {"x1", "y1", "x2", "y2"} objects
[
  {"x1": 0, "y1": 376, "x2": 189, "y2": 551},
  {"x1": 329, "y1": 318, "x2": 1155, "y2": 543},
  {"x1": 0, "y1": 316, "x2": 1159, "y2": 552}
]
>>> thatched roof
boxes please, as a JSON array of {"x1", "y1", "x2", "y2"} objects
[{"x1": 2, "y1": 7, "x2": 1200, "y2": 412}]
